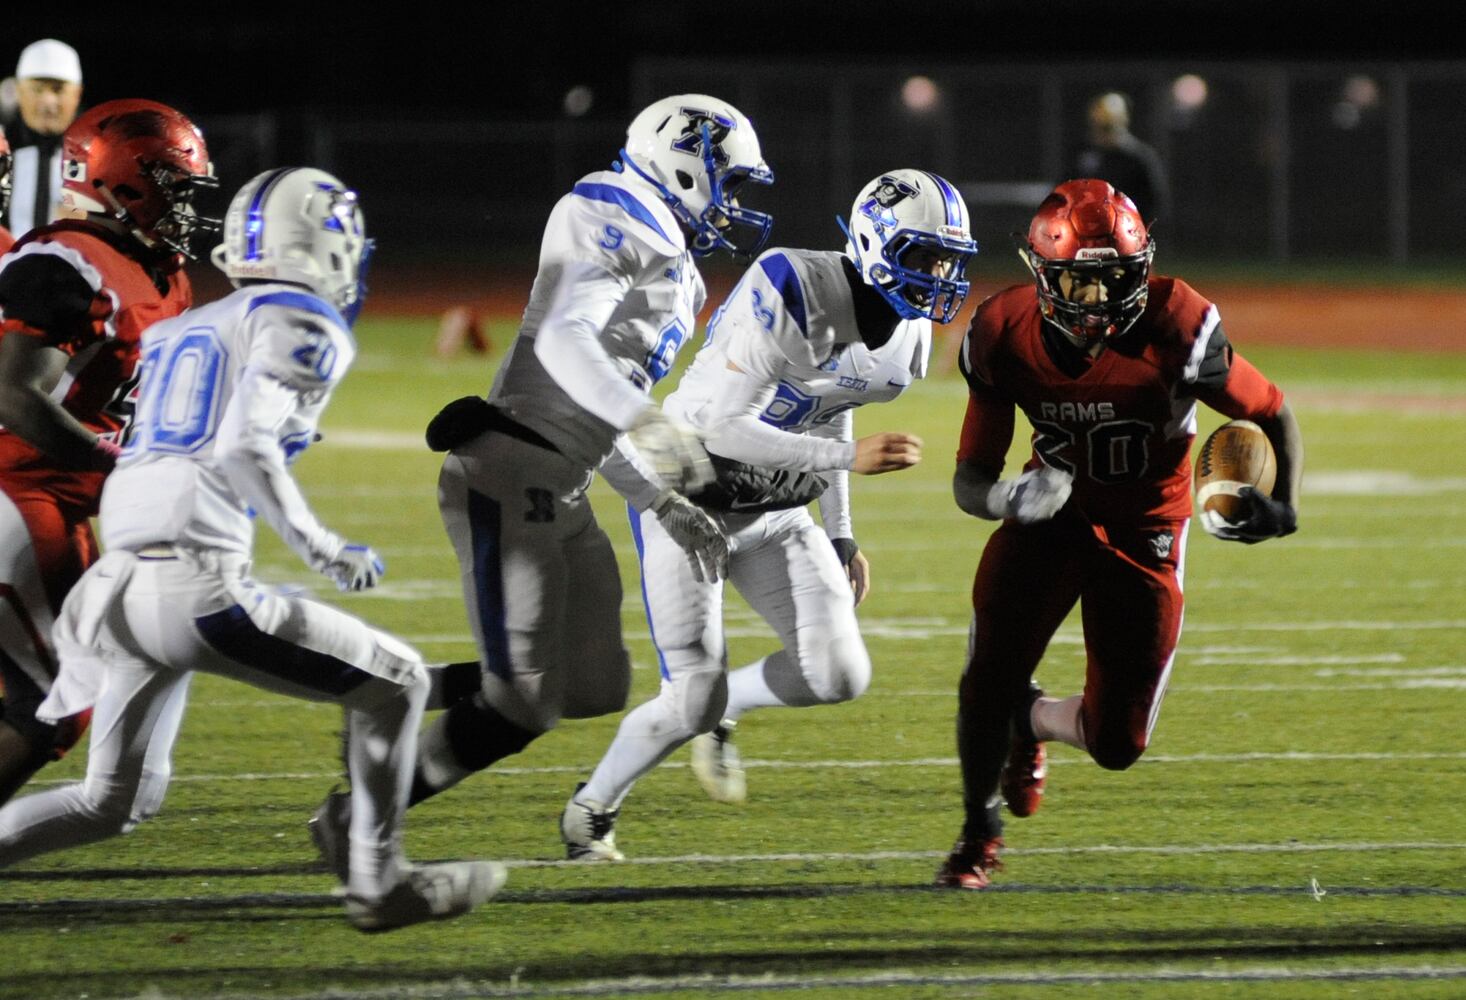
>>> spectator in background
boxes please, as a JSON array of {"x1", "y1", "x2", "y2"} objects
[
  {"x1": 4, "y1": 40, "x2": 83, "y2": 237},
  {"x1": 1071, "y1": 92, "x2": 1169, "y2": 226},
  {"x1": 0, "y1": 128, "x2": 13, "y2": 253}
]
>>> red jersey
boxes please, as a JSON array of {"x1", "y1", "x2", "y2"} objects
[
  {"x1": 0, "y1": 227, "x2": 13, "y2": 256},
  {"x1": 0, "y1": 222, "x2": 192, "y2": 510},
  {"x1": 957, "y1": 275, "x2": 1283, "y2": 525}
]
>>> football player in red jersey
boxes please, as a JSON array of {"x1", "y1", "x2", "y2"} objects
[
  {"x1": 0, "y1": 129, "x2": 14, "y2": 254},
  {"x1": 0, "y1": 99, "x2": 216, "y2": 804},
  {"x1": 934, "y1": 180, "x2": 1304, "y2": 889}
]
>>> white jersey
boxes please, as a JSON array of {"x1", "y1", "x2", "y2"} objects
[
  {"x1": 489, "y1": 168, "x2": 706, "y2": 468},
  {"x1": 667, "y1": 248, "x2": 930, "y2": 467},
  {"x1": 100, "y1": 284, "x2": 355, "y2": 566}
]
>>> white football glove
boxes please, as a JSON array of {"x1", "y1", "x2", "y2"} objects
[
  {"x1": 322, "y1": 543, "x2": 386, "y2": 592},
  {"x1": 628, "y1": 407, "x2": 714, "y2": 494},
  {"x1": 992, "y1": 465, "x2": 1073, "y2": 524},
  {"x1": 650, "y1": 489, "x2": 728, "y2": 585}
]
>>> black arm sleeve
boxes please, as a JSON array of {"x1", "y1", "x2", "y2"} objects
[{"x1": 0, "y1": 253, "x2": 96, "y2": 334}]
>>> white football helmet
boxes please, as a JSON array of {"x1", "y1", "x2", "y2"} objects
[
  {"x1": 620, "y1": 94, "x2": 774, "y2": 258},
  {"x1": 839, "y1": 169, "x2": 978, "y2": 323},
  {"x1": 212, "y1": 167, "x2": 374, "y2": 323}
]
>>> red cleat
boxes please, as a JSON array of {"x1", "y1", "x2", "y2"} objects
[
  {"x1": 934, "y1": 837, "x2": 1004, "y2": 890},
  {"x1": 1000, "y1": 684, "x2": 1047, "y2": 818}
]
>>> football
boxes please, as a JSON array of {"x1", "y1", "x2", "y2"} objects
[{"x1": 1194, "y1": 419, "x2": 1277, "y2": 522}]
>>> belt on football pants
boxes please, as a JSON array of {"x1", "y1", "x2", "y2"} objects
[
  {"x1": 485, "y1": 406, "x2": 559, "y2": 454},
  {"x1": 135, "y1": 544, "x2": 180, "y2": 560}
]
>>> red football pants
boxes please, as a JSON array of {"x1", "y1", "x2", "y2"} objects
[
  {"x1": 0, "y1": 485, "x2": 97, "y2": 754},
  {"x1": 957, "y1": 509, "x2": 1187, "y2": 829}
]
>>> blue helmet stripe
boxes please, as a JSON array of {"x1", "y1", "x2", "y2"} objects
[
  {"x1": 924, "y1": 171, "x2": 963, "y2": 228},
  {"x1": 572, "y1": 182, "x2": 673, "y2": 246},
  {"x1": 243, "y1": 167, "x2": 295, "y2": 262}
]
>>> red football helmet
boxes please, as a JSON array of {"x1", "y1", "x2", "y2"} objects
[
  {"x1": 1023, "y1": 179, "x2": 1154, "y2": 341},
  {"x1": 60, "y1": 99, "x2": 219, "y2": 260},
  {"x1": 0, "y1": 128, "x2": 12, "y2": 221}
]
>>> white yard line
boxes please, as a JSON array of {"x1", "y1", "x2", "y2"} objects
[
  {"x1": 133, "y1": 964, "x2": 1466, "y2": 1000},
  {"x1": 35, "y1": 749, "x2": 1466, "y2": 788}
]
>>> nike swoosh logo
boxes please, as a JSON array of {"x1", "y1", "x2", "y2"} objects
[{"x1": 887, "y1": 379, "x2": 911, "y2": 388}]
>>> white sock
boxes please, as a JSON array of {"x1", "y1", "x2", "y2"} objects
[
  {"x1": 345, "y1": 678, "x2": 425, "y2": 899},
  {"x1": 1030, "y1": 694, "x2": 1086, "y2": 751},
  {"x1": 724, "y1": 650, "x2": 818, "y2": 722},
  {"x1": 580, "y1": 695, "x2": 692, "y2": 809}
]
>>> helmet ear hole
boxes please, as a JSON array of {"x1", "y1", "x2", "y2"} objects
[
  {"x1": 859, "y1": 234, "x2": 870, "y2": 252},
  {"x1": 674, "y1": 169, "x2": 694, "y2": 192},
  {"x1": 330, "y1": 252, "x2": 341, "y2": 272}
]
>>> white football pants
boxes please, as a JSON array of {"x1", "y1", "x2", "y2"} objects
[
  {"x1": 437, "y1": 430, "x2": 631, "y2": 733},
  {"x1": 580, "y1": 504, "x2": 870, "y2": 807},
  {"x1": 0, "y1": 548, "x2": 427, "y2": 897}
]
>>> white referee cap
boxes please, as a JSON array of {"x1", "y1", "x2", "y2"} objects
[{"x1": 16, "y1": 39, "x2": 83, "y2": 85}]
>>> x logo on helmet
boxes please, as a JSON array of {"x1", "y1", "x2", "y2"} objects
[
  {"x1": 671, "y1": 108, "x2": 734, "y2": 167},
  {"x1": 857, "y1": 175, "x2": 920, "y2": 236}
]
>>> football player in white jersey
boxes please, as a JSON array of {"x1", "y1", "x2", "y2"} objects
[
  {"x1": 307, "y1": 95, "x2": 773, "y2": 856},
  {"x1": 560, "y1": 169, "x2": 978, "y2": 859},
  {"x1": 0, "y1": 168, "x2": 505, "y2": 932}
]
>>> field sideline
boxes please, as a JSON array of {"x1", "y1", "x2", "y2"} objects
[{"x1": 2, "y1": 318, "x2": 1464, "y2": 1000}]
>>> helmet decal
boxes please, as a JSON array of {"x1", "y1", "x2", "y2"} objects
[
  {"x1": 858, "y1": 175, "x2": 921, "y2": 237},
  {"x1": 670, "y1": 108, "x2": 735, "y2": 167}
]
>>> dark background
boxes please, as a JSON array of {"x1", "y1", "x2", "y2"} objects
[
  {"x1": 5, "y1": 4, "x2": 1458, "y2": 120},
  {"x1": 6, "y1": 5, "x2": 1465, "y2": 273}
]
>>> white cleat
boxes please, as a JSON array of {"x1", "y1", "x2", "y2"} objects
[
  {"x1": 690, "y1": 722, "x2": 746, "y2": 804},
  {"x1": 345, "y1": 860, "x2": 508, "y2": 932},
  {"x1": 560, "y1": 783, "x2": 625, "y2": 861}
]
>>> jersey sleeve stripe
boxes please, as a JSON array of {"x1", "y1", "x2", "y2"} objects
[
  {"x1": 571, "y1": 183, "x2": 674, "y2": 246},
  {"x1": 757, "y1": 252, "x2": 808, "y2": 336},
  {"x1": 1182, "y1": 305, "x2": 1222, "y2": 384},
  {"x1": 245, "y1": 289, "x2": 349, "y2": 330}
]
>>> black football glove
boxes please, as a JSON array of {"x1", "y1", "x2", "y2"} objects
[
  {"x1": 1216, "y1": 486, "x2": 1298, "y2": 544},
  {"x1": 425, "y1": 395, "x2": 495, "y2": 452}
]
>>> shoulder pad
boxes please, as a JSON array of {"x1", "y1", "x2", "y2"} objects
[{"x1": 0, "y1": 245, "x2": 102, "y2": 333}]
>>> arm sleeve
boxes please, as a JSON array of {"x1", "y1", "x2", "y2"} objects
[
  {"x1": 215, "y1": 366, "x2": 343, "y2": 571},
  {"x1": 956, "y1": 380, "x2": 1014, "y2": 478},
  {"x1": 532, "y1": 260, "x2": 652, "y2": 431},
  {"x1": 699, "y1": 260, "x2": 856, "y2": 472},
  {"x1": 599, "y1": 435, "x2": 665, "y2": 513},
  {"x1": 813, "y1": 408, "x2": 854, "y2": 539}
]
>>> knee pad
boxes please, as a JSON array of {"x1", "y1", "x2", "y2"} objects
[
  {"x1": 665, "y1": 667, "x2": 728, "y2": 736},
  {"x1": 806, "y1": 634, "x2": 871, "y2": 705},
  {"x1": 561, "y1": 647, "x2": 632, "y2": 720},
  {"x1": 1088, "y1": 730, "x2": 1147, "y2": 772}
]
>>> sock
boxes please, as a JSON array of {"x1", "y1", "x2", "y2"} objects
[
  {"x1": 344, "y1": 676, "x2": 426, "y2": 900},
  {"x1": 1031, "y1": 695, "x2": 1086, "y2": 750},
  {"x1": 723, "y1": 650, "x2": 818, "y2": 722},
  {"x1": 409, "y1": 693, "x2": 539, "y2": 806},
  {"x1": 579, "y1": 695, "x2": 692, "y2": 809},
  {"x1": 426, "y1": 661, "x2": 482, "y2": 712}
]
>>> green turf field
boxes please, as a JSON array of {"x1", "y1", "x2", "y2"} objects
[{"x1": 3, "y1": 319, "x2": 1464, "y2": 1000}]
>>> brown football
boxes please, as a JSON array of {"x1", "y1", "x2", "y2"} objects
[{"x1": 1194, "y1": 420, "x2": 1277, "y2": 520}]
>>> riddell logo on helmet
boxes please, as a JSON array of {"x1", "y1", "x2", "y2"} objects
[
  {"x1": 938, "y1": 225, "x2": 968, "y2": 242},
  {"x1": 1076, "y1": 248, "x2": 1118, "y2": 261},
  {"x1": 229, "y1": 261, "x2": 276, "y2": 277}
]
